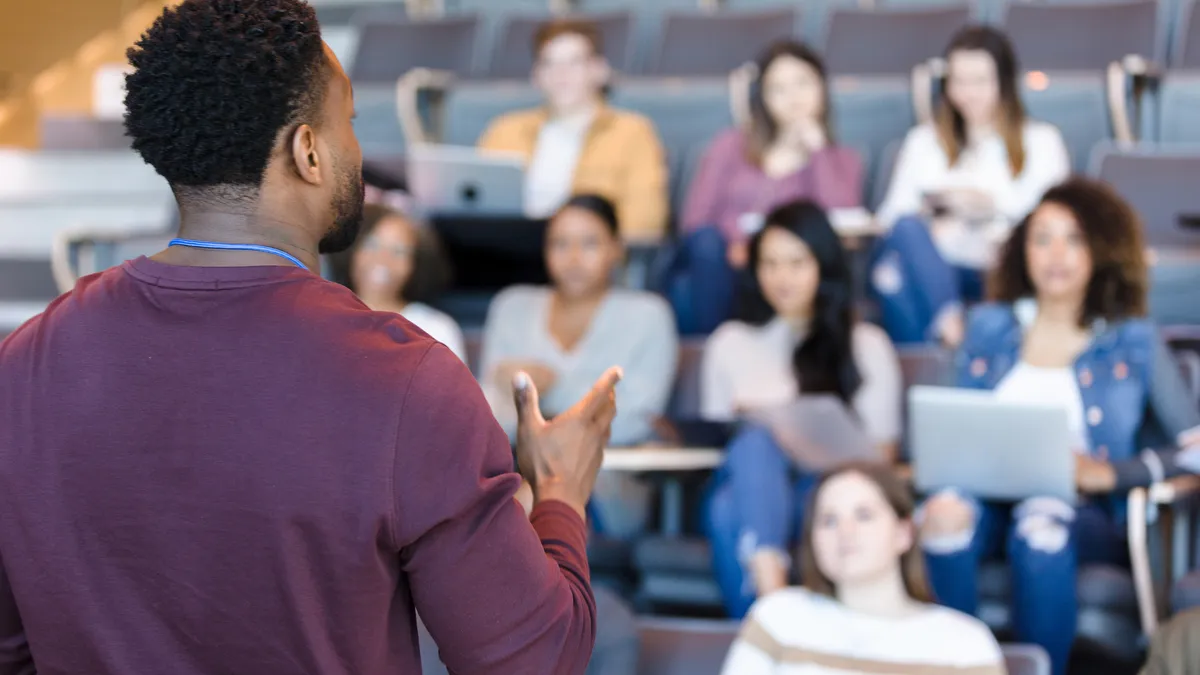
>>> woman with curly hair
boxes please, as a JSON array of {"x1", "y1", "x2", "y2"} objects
[{"x1": 918, "y1": 178, "x2": 1200, "y2": 675}]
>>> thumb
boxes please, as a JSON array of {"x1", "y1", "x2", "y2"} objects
[{"x1": 512, "y1": 371, "x2": 544, "y2": 426}]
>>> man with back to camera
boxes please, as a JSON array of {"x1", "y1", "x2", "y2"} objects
[{"x1": 0, "y1": 1, "x2": 621, "y2": 673}]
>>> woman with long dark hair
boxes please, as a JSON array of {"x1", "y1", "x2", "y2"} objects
[
  {"x1": 872, "y1": 25, "x2": 1069, "y2": 346},
  {"x1": 701, "y1": 200, "x2": 902, "y2": 617},
  {"x1": 670, "y1": 40, "x2": 864, "y2": 334},
  {"x1": 720, "y1": 463, "x2": 1004, "y2": 674}
]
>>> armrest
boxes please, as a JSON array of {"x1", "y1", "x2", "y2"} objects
[
  {"x1": 1149, "y1": 474, "x2": 1200, "y2": 505},
  {"x1": 394, "y1": 67, "x2": 456, "y2": 146},
  {"x1": 1128, "y1": 474, "x2": 1200, "y2": 638},
  {"x1": 1107, "y1": 55, "x2": 1163, "y2": 144}
]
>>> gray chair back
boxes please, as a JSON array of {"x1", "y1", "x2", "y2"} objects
[
  {"x1": 1003, "y1": 0, "x2": 1160, "y2": 70},
  {"x1": 1159, "y1": 71, "x2": 1200, "y2": 144},
  {"x1": 442, "y1": 80, "x2": 543, "y2": 146},
  {"x1": 649, "y1": 9, "x2": 798, "y2": 77},
  {"x1": 1177, "y1": 0, "x2": 1200, "y2": 68},
  {"x1": 1022, "y1": 71, "x2": 1110, "y2": 174},
  {"x1": 1002, "y1": 644, "x2": 1052, "y2": 675},
  {"x1": 489, "y1": 11, "x2": 635, "y2": 79},
  {"x1": 353, "y1": 83, "x2": 409, "y2": 157},
  {"x1": 1091, "y1": 144, "x2": 1200, "y2": 250},
  {"x1": 830, "y1": 76, "x2": 914, "y2": 203},
  {"x1": 667, "y1": 338, "x2": 705, "y2": 420},
  {"x1": 350, "y1": 15, "x2": 480, "y2": 83},
  {"x1": 636, "y1": 617, "x2": 739, "y2": 675},
  {"x1": 610, "y1": 77, "x2": 732, "y2": 161},
  {"x1": 38, "y1": 117, "x2": 130, "y2": 151},
  {"x1": 823, "y1": 6, "x2": 971, "y2": 76}
]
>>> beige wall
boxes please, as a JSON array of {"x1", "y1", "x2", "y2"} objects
[
  {"x1": 0, "y1": 0, "x2": 141, "y2": 92},
  {"x1": 0, "y1": 0, "x2": 163, "y2": 146}
]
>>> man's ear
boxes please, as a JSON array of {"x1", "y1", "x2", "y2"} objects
[{"x1": 289, "y1": 124, "x2": 322, "y2": 186}]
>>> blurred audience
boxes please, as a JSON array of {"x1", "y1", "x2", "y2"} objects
[
  {"x1": 478, "y1": 19, "x2": 668, "y2": 241},
  {"x1": 919, "y1": 179, "x2": 1200, "y2": 675},
  {"x1": 671, "y1": 41, "x2": 864, "y2": 335},
  {"x1": 701, "y1": 200, "x2": 902, "y2": 617},
  {"x1": 480, "y1": 194, "x2": 679, "y2": 539},
  {"x1": 720, "y1": 463, "x2": 1004, "y2": 674},
  {"x1": 872, "y1": 25, "x2": 1069, "y2": 345},
  {"x1": 332, "y1": 204, "x2": 466, "y2": 362}
]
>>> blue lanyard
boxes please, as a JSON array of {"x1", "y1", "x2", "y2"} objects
[{"x1": 168, "y1": 238, "x2": 309, "y2": 272}]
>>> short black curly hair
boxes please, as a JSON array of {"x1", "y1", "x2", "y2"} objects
[{"x1": 124, "y1": 0, "x2": 327, "y2": 196}]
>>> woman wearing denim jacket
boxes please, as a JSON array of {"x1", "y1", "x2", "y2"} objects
[{"x1": 920, "y1": 178, "x2": 1200, "y2": 675}]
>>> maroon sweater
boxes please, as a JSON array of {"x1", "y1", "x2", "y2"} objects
[{"x1": 0, "y1": 257, "x2": 595, "y2": 675}]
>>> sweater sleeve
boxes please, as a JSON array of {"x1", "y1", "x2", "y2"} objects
[
  {"x1": 616, "y1": 116, "x2": 669, "y2": 242},
  {"x1": 699, "y1": 325, "x2": 738, "y2": 422},
  {"x1": 1113, "y1": 334, "x2": 1200, "y2": 490},
  {"x1": 606, "y1": 297, "x2": 679, "y2": 446},
  {"x1": 875, "y1": 126, "x2": 933, "y2": 229},
  {"x1": 809, "y1": 145, "x2": 866, "y2": 209},
  {"x1": 393, "y1": 345, "x2": 595, "y2": 675},
  {"x1": 681, "y1": 130, "x2": 738, "y2": 239},
  {"x1": 850, "y1": 324, "x2": 904, "y2": 446},
  {"x1": 478, "y1": 289, "x2": 530, "y2": 442}
]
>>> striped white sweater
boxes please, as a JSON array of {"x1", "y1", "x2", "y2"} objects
[{"x1": 720, "y1": 588, "x2": 1006, "y2": 675}]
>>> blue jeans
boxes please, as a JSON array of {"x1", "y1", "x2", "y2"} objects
[
  {"x1": 665, "y1": 227, "x2": 738, "y2": 335},
  {"x1": 923, "y1": 495, "x2": 1127, "y2": 675},
  {"x1": 704, "y1": 425, "x2": 817, "y2": 618},
  {"x1": 871, "y1": 216, "x2": 983, "y2": 344}
]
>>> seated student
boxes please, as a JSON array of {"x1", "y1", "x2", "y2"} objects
[
  {"x1": 674, "y1": 41, "x2": 864, "y2": 335},
  {"x1": 701, "y1": 200, "x2": 902, "y2": 617},
  {"x1": 872, "y1": 25, "x2": 1070, "y2": 346},
  {"x1": 480, "y1": 194, "x2": 679, "y2": 539},
  {"x1": 333, "y1": 204, "x2": 466, "y2": 362},
  {"x1": 720, "y1": 462, "x2": 1005, "y2": 675},
  {"x1": 478, "y1": 19, "x2": 668, "y2": 242},
  {"x1": 919, "y1": 178, "x2": 1200, "y2": 675}
]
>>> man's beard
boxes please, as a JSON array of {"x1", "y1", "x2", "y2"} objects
[{"x1": 319, "y1": 163, "x2": 365, "y2": 254}]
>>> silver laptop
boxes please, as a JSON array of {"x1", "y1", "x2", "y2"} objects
[
  {"x1": 908, "y1": 386, "x2": 1076, "y2": 503},
  {"x1": 406, "y1": 144, "x2": 524, "y2": 216}
]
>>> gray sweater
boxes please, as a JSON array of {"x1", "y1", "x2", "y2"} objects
[{"x1": 480, "y1": 286, "x2": 679, "y2": 447}]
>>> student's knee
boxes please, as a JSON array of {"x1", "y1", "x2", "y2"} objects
[
  {"x1": 1011, "y1": 497, "x2": 1075, "y2": 556},
  {"x1": 919, "y1": 491, "x2": 978, "y2": 554},
  {"x1": 726, "y1": 425, "x2": 781, "y2": 465},
  {"x1": 888, "y1": 215, "x2": 929, "y2": 242},
  {"x1": 684, "y1": 226, "x2": 727, "y2": 260}
]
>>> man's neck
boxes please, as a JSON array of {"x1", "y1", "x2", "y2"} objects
[{"x1": 166, "y1": 210, "x2": 321, "y2": 271}]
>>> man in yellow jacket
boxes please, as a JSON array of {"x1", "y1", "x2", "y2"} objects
[{"x1": 478, "y1": 19, "x2": 668, "y2": 243}]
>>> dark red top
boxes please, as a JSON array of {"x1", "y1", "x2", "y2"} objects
[{"x1": 0, "y1": 257, "x2": 595, "y2": 675}]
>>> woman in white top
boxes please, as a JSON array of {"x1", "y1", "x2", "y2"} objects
[
  {"x1": 721, "y1": 462, "x2": 1005, "y2": 675},
  {"x1": 336, "y1": 204, "x2": 466, "y2": 362},
  {"x1": 702, "y1": 200, "x2": 903, "y2": 617},
  {"x1": 480, "y1": 194, "x2": 679, "y2": 539},
  {"x1": 871, "y1": 25, "x2": 1069, "y2": 347}
]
